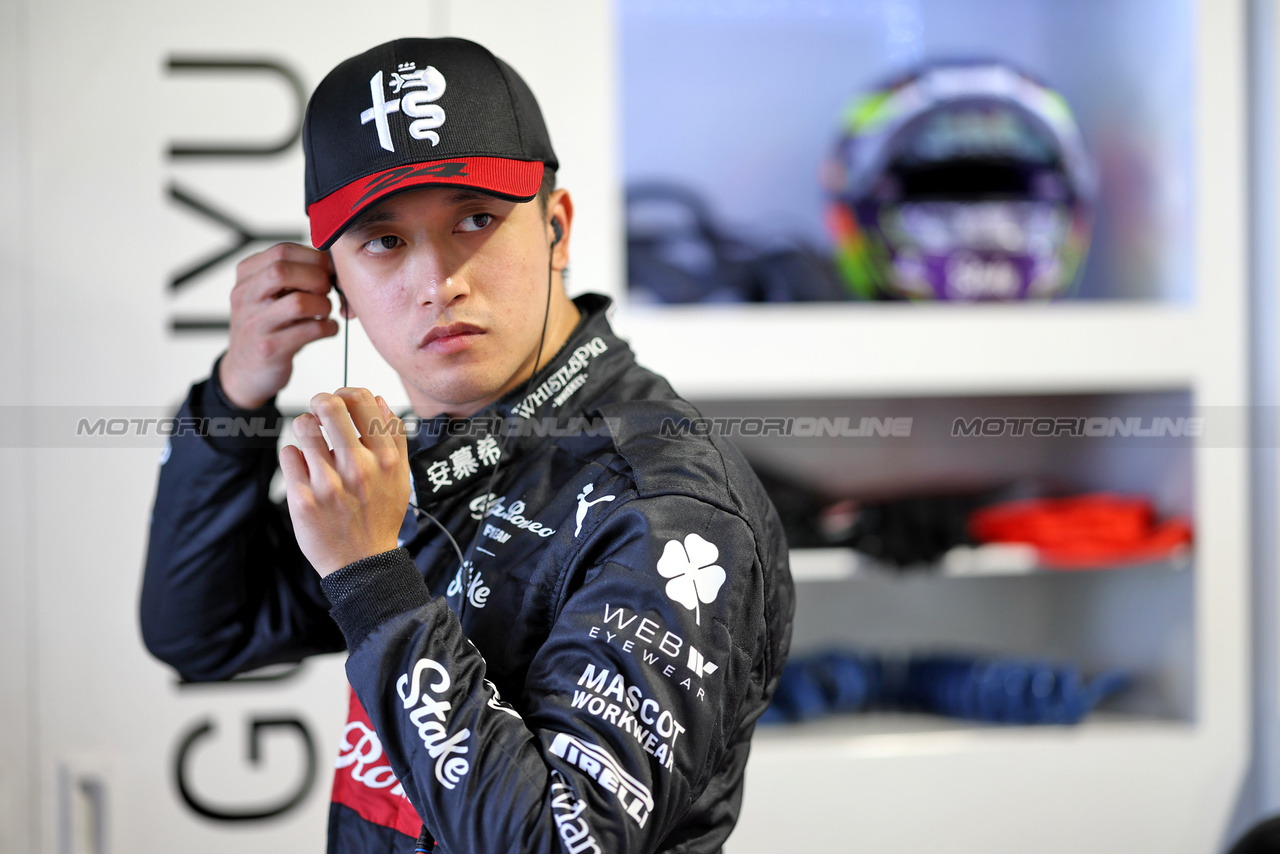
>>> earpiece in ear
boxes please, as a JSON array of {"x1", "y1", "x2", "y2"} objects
[
  {"x1": 331, "y1": 274, "x2": 350, "y2": 319},
  {"x1": 551, "y1": 217, "x2": 563, "y2": 246}
]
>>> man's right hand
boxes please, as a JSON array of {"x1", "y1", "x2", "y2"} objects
[{"x1": 219, "y1": 243, "x2": 341, "y2": 409}]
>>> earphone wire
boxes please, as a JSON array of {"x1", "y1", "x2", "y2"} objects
[
  {"x1": 410, "y1": 498, "x2": 468, "y2": 571},
  {"x1": 454, "y1": 227, "x2": 556, "y2": 622},
  {"x1": 340, "y1": 287, "x2": 349, "y2": 390},
  {"x1": 327, "y1": 254, "x2": 350, "y2": 391}
]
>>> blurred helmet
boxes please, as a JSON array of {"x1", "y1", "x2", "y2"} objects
[{"x1": 823, "y1": 61, "x2": 1095, "y2": 301}]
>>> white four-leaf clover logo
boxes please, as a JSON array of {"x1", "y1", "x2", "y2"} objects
[{"x1": 657, "y1": 533, "x2": 726, "y2": 625}]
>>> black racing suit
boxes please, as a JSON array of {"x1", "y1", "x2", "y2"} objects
[{"x1": 141, "y1": 293, "x2": 794, "y2": 853}]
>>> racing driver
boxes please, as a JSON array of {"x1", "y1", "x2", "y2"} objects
[{"x1": 141, "y1": 36, "x2": 794, "y2": 853}]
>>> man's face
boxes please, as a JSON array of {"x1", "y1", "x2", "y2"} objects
[{"x1": 330, "y1": 185, "x2": 575, "y2": 418}]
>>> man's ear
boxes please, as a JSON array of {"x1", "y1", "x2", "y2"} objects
[
  {"x1": 326, "y1": 251, "x2": 356, "y2": 320},
  {"x1": 548, "y1": 188, "x2": 574, "y2": 272},
  {"x1": 331, "y1": 278, "x2": 356, "y2": 320}
]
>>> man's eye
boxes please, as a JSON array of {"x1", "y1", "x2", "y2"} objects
[
  {"x1": 457, "y1": 213, "x2": 494, "y2": 233},
  {"x1": 364, "y1": 235, "x2": 402, "y2": 254}
]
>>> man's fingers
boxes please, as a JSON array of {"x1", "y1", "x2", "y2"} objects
[
  {"x1": 335, "y1": 387, "x2": 399, "y2": 452},
  {"x1": 220, "y1": 243, "x2": 335, "y2": 411},
  {"x1": 238, "y1": 259, "x2": 334, "y2": 306},
  {"x1": 278, "y1": 445, "x2": 311, "y2": 495},
  {"x1": 235, "y1": 242, "x2": 330, "y2": 283},
  {"x1": 261, "y1": 289, "x2": 336, "y2": 331},
  {"x1": 378, "y1": 395, "x2": 409, "y2": 459},
  {"x1": 293, "y1": 412, "x2": 340, "y2": 494},
  {"x1": 260, "y1": 318, "x2": 340, "y2": 362},
  {"x1": 310, "y1": 393, "x2": 364, "y2": 474}
]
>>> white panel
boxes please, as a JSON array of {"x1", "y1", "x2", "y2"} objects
[
  {"x1": 1191, "y1": 0, "x2": 1252, "y2": 847},
  {"x1": 615, "y1": 303, "x2": 1200, "y2": 398},
  {"x1": 730, "y1": 722, "x2": 1207, "y2": 853},
  {"x1": 0, "y1": 0, "x2": 32, "y2": 851},
  {"x1": 1253, "y1": 0, "x2": 1280, "y2": 830}
]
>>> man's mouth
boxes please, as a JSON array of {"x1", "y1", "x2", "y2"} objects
[{"x1": 421, "y1": 322, "x2": 485, "y2": 353}]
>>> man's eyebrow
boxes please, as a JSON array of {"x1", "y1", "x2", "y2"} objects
[
  {"x1": 345, "y1": 208, "x2": 399, "y2": 234},
  {"x1": 345, "y1": 190, "x2": 503, "y2": 235},
  {"x1": 442, "y1": 189, "x2": 499, "y2": 205}
]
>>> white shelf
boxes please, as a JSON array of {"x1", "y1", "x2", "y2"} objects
[
  {"x1": 730, "y1": 710, "x2": 1209, "y2": 853},
  {"x1": 788, "y1": 546, "x2": 1193, "y2": 582},
  {"x1": 611, "y1": 302, "x2": 1198, "y2": 399},
  {"x1": 751, "y1": 710, "x2": 1188, "y2": 754}
]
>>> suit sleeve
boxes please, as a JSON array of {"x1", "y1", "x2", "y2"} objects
[
  {"x1": 324, "y1": 493, "x2": 770, "y2": 853},
  {"x1": 139, "y1": 356, "x2": 345, "y2": 681}
]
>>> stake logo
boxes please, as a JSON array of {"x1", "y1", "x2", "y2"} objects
[
  {"x1": 447, "y1": 563, "x2": 490, "y2": 608},
  {"x1": 396, "y1": 658, "x2": 471, "y2": 789},
  {"x1": 360, "y1": 61, "x2": 447, "y2": 151}
]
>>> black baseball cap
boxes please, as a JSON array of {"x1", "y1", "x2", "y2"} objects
[{"x1": 303, "y1": 37, "x2": 559, "y2": 250}]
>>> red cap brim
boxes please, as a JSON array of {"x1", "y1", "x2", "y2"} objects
[{"x1": 308, "y1": 157, "x2": 545, "y2": 249}]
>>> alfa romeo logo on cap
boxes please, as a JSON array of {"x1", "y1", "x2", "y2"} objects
[{"x1": 359, "y1": 61, "x2": 447, "y2": 152}]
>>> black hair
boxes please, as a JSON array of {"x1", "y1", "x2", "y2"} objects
[{"x1": 537, "y1": 167, "x2": 557, "y2": 215}]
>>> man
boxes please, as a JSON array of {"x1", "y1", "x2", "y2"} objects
[{"x1": 142, "y1": 36, "x2": 794, "y2": 853}]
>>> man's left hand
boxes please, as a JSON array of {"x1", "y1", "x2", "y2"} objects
[{"x1": 279, "y1": 388, "x2": 411, "y2": 577}]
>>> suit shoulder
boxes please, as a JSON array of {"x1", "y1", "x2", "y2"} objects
[{"x1": 594, "y1": 382, "x2": 765, "y2": 524}]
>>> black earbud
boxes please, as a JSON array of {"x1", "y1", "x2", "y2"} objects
[{"x1": 551, "y1": 217, "x2": 563, "y2": 247}]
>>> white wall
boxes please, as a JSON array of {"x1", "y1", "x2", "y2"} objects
[{"x1": 0, "y1": 0, "x2": 33, "y2": 850}]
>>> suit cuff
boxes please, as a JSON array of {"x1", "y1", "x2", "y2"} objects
[
  {"x1": 321, "y1": 547, "x2": 433, "y2": 650},
  {"x1": 188, "y1": 353, "x2": 284, "y2": 455}
]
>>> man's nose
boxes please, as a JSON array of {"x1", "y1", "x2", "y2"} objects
[{"x1": 408, "y1": 247, "x2": 466, "y2": 306}]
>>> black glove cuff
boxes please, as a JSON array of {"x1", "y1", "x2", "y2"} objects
[
  {"x1": 321, "y1": 547, "x2": 433, "y2": 650},
  {"x1": 188, "y1": 353, "x2": 284, "y2": 455}
]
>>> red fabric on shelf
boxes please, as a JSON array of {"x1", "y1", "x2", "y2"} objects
[{"x1": 968, "y1": 493, "x2": 1193, "y2": 569}]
